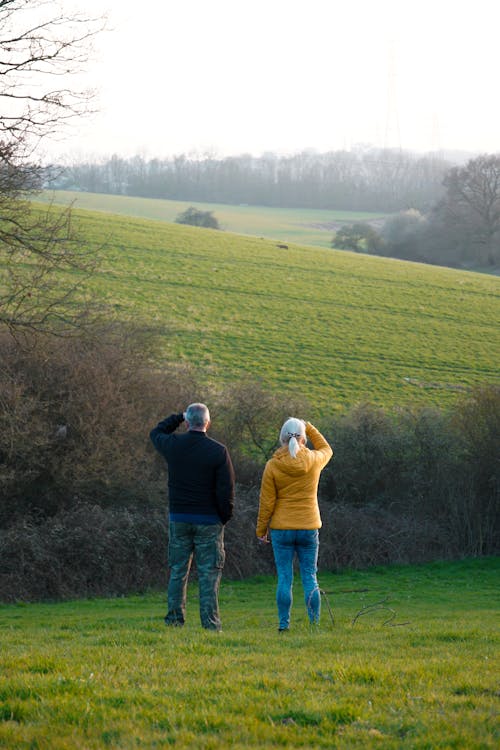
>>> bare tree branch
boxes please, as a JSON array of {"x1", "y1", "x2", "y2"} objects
[
  {"x1": 0, "y1": 0, "x2": 105, "y2": 335},
  {"x1": 0, "y1": 0, "x2": 105, "y2": 140}
]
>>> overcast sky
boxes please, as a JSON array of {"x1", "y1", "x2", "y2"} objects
[{"x1": 45, "y1": 0, "x2": 500, "y2": 161}]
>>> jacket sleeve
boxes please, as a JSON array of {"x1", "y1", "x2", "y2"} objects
[
  {"x1": 306, "y1": 422, "x2": 333, "y2": 468},
  {"x1": 149, "y1": 413, "x2": 185, "y2": 454},
  {"x1": 215, "y1": 448, "x2": 235, "y2": 525},
  {"x1": 256, "y1": 461, "x2": 277, "y2": 537}
]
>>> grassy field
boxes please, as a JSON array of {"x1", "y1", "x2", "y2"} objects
[
  {"x1": 43, "y1": 198, "x2": 500, "y2": 413},
  {"x1": 0, "y1": 558, "x2": 498, "y2": 749},
  {"x1": 43, "y1": 190, "x2": 388, "y2": 250}
]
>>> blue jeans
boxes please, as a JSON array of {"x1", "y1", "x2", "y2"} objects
[
  {"x1": 270, "y1": 529, "x2": 320, "y2": 630},
  {"x1": 166, "y1": 522, "x2": 225, "y2": 630}
]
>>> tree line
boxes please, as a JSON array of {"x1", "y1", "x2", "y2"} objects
[
  {"x1": 334, "y1": 154, "x2": 500, "y2": 268},
  {"x1": 50, "y1": 148, "x2": 451, "y2": 213},
  {"x1": 51, "y1": 149, "x2": 500, "y2": 269}
]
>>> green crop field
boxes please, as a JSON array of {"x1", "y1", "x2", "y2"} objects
[
  {"x1": 0, "y1": 558, "x2": 498, "y2": 749},
  {"x1": 42, "y1": 190, "x2": 389, "y2": 250},
  {"x1": 45, "y1": 197, "x2": 499, "y2": 414}
]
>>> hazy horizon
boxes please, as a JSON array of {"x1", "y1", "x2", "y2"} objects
[{"x1": 42, "y1": 0, "x2": 500, "y2": 163}]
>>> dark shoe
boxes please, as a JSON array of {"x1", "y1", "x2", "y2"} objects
[{"x1": 278, "y1": 627, "x2": 289, "y2": 633}]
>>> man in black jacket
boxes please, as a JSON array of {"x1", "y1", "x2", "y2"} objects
[{"x1": 150, "y1": 403, "x2": 235, "y2": 631}]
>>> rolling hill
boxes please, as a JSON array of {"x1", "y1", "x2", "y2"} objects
[
  {"x1": 56, "y1": 196, "x2": 499, "y2": 414},
  {"x1": 42, "y1": 190, "x2": 388, "y2": 250}
]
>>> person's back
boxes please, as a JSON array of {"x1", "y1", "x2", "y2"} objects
[
  {"x1": 150, "y1": 403, "x2": 235, "y2": 630},
  {"x1": 256, "y1": 417, "x2": 332, "y2": 631},
  {"x1": 151, "y1": 420, "x2": 234, "y2": 523},
  {"x1": 257, "y1": 420, "x2": 332, "y2": 534}
]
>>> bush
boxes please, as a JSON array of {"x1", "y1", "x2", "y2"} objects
[
  {"x1": 451, "y1": 386, "x2": 500, "y2": 555},
  {"x1": 0, "y1": 491, "x2": 275, "y2": 601},
  {"x1": 320, "y1": 392, "x2": 500, "y2": 558},
  {"x1": 0, "y1": 327, "x2": 198, "y2": 525},
  {"x1": 332, "y1": 223, "x2": 384, "y2": 254},
  {"x1": 380, "y1": 209, "x2": 428, "y2": 262},
  {"x1": 319, "y1": 502, "x2": 454, "y2": 569},
  {"x1": 1, "y1": 325, "x2": 498, "y2": 601},
  {"x1": 0, "y1": 504, "x2": 169, "y2": 601},
  {"x1": 174, "y1": 206, "x2": 220, "y2": 229},
  {"x1": 320, "y1": 402, "x2": 417, "y2": 507},
  {"x1": 210, "y1": 378, "x2": 310, "y2": 484}
]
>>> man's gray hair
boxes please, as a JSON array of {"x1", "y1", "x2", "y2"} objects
[{"x1": 185, "y1": 402, "x2": 210, "y2": 428}]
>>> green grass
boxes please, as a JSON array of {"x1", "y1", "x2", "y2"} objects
[
  {"x1": 43, "y1": 198, "x2": 500, "y2": 413},
  {"x1": 0, "y1": 558, "x2": 498, "y2": 748},
  {"x1": 43, "y1": 190, "x2": 389, "y2": 250}
]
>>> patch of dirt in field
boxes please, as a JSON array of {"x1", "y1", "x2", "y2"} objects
[{"x1": 403, "y1": 377, "x2": 469, "y2": 392}]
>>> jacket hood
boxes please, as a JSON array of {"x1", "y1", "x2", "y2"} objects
[{"x1": 271, "y1": 445, "x2": 313, "y2": 476}]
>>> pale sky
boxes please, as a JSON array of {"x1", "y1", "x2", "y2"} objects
[{"x1": 44, "y1": 0, "x2": 500, "y2": 161}]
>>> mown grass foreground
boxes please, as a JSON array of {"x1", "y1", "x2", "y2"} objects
[
  {"x1": 59, "y1": 202, "x2": 500, "y2": 412},
  {"x1": 0, "y1": 558, "x2": 498, "y2": 749}
]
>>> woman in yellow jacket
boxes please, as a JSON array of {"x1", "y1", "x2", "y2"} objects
[{"x1": 256, "y1": 418, "x2": 333, "y2": 631}]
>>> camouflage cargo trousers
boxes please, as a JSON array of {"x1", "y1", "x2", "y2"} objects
[{"x1": 165, "y1": 521, "x2": 225, "y2": 630}]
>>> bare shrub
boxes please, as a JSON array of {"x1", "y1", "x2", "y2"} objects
[
  {"x1": 318, "y1": 502, "x2": 457, "y2": 571},
  {"x1": 224, "y1": 486, "x2": 275, "y2": 578},
  {"x1": 0, "y1": 327, "x2": 198, "y2": 524},
  {"x1": 0, "y1": 489, "x2": 273, "y2": 601},
  {"x1": 210, "y1": 378, "x2": 310, "y2": 485},
  {"x1": 320, "y1": 403, "x2": 414, "y2": 507},
  {"x1": 0, "y1": 504, "x2": 168, "y2": 602},
  {"x1": 320, "y1": 391, "x2": 500, "y2": 560},
  {"x1": 398, "y1": 405, "x2": 461, "y2": 514},
  {"x1": 450, "y1": 386, "x2": 500, "y2": 555}
]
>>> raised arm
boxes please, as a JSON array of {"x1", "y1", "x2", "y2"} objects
[
  {"x1": 306, "y1": 422, "x2": 333, "y2": 467},
  {"x1": 150, "y1": 412, "x2": 185, "y2": 452}
]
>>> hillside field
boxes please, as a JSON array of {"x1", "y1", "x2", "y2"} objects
[
  {"x1": 43, "y1": 190, "x2": 389, "y2": 250},
  {"x1": 0, "y1": 558, "x2": 498, "y2": 749},
  {"x1": 48, "y1": 196, "x2": 500, "y2": 414}
]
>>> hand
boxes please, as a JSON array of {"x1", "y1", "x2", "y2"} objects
[{"x1": 257, "y1": 534, "x2": 270, "y2": 544}]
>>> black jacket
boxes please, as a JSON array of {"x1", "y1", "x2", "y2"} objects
[{"x1": 150, "y1": 413, "x2": 235, "y2": 524}]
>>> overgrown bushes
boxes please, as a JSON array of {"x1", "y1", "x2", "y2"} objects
[
  {"x1": 0, "y1": 504, "x2": 169, "y2": 601},
  {"x1": 320, "y1": 397, "x2": 499, "y2": 558},
  {"x1": 0, "y1": 328, "x2": 197, "y2": 525},
  {"x1": 0, "y1": 329, "x2": 498, "y2": 601}
]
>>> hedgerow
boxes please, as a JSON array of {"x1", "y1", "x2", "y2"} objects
[{"x1": 0, "y1": 329, "x2": 498, "y2": 601}]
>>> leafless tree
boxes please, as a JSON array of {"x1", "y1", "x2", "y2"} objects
[
  {"x1": 0, "y1": 0, "x2": 105, "y2": 334},
  {"x1": 441, "y1": 154, "x2": 500, "y2": 265},
  {"x1": 0, "y1": 0, "x2": 104, "y2": 142}
]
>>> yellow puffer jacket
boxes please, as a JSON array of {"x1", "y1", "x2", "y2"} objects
[{"x1": 256, "y1": 423, "x2": 333, "y2": 536}]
